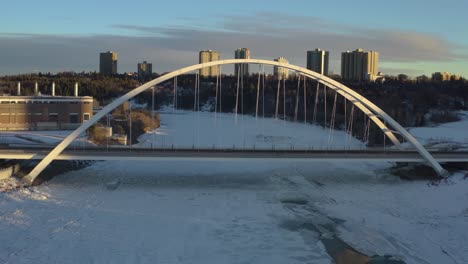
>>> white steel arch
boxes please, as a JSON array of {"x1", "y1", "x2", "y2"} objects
[{"x1": 22, "y1": 59, "x2": 448, "y2": 185}]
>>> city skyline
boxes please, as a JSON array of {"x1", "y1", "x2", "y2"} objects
[{"x1": 1, "y1": 0, "x2": 467, "y2": 76}]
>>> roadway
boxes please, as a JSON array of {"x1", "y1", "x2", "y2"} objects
[{"x1": 1, "y1": 145, "x2": 468, "y2": 163}]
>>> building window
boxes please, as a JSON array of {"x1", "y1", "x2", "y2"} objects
[
  {"x1": 83, "y1": 113, "x2": 90, "y2": 121},
  {"x1": 70, "y1": 113, "x2": 79, "y2": 123},
  {"x1": 49, "y1": 113, "x2": 58, "y2": 122}
]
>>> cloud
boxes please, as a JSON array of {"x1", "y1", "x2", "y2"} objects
[{"x1": 0, "y1": 13, "x2": 465, "y2": 75}]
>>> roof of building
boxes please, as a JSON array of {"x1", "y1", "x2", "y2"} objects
[{"x1": 0, "y1": 95, "x2": 93, "y2": 102}]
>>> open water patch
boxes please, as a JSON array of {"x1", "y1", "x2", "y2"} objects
[
  {"x1": 280, "y1": 198, "x2": 309, "y2": 205},
  {"x1": 279, "y1": 200, "x2": 406, "y2": 264}
]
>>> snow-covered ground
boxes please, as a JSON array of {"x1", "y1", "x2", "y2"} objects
[
  {"x1": 0, "y1": 130, "x2": 90, "y2": 147},
  {"x1": 407, "y1": 111, "x2": 468, "y2": 151},
  {"x1": 1, "y1": 110, "x2": 468, "y2": 263},
  {"x1": 137, "y1": 110, "x2": 365, "y2": 150}
]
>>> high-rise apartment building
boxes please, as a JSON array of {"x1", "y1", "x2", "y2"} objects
[
  {"x1": 365, "y1": 51, "x2": 379, "y2": 81},
  {"x1": 137, "y1": 61, "x2": 153, "y2": 81},
  {"x1": 341, "y1": 49, "x2": 379, "y2": 81},
  {"x1": 100, "y1": 51, "x2": 118, "y2": 75},
  {"x1": 274, "y1": 57, "x2": 289, "y2": 79},
  {"x1": 199, "y1": 50, "x2": 220, "y2": 77},
  {"x1": 235, "y1": 48, "x2": 250, "y2": 76},
  {"x1": 306, "y1": 49, "x2": 329, "y2": 75}
]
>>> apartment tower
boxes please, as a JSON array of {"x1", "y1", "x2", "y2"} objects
[
  {"x1": 273, "y1": 57, "x2": 289, "y2": 79},
  {"x1": 137, "y1": 61, "x2": 153, "y2": 81},
  {"x1": 235, "y1": 48, "x2": 251, "y2": 76},
  {"x1": 341, "y1": 49, "x2": 379, "y2": 81},
  {"x1": 306, "y1": 49, "x2": 330, "y2": 75},
  {"x1": 199, "y1": 50, "x2": 221, "y2": 77},
  {"x1": 100, "y1": 51, "x2": 118, "y2": 75}
]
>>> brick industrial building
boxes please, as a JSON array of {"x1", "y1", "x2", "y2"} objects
[{"x1": 0, "y1": 83, "x2": 93, "y2": 131}]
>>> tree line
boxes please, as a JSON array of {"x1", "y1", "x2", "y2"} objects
[{"x1": 1, "y1": 72, "x2": 467, "y2": 146}]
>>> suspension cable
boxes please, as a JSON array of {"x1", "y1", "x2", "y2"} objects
[
  {"x1": 173, "y1": 77, "x2": 177, "y2": 114},
  {"x1": 362, "y1": 112, "x2": 367, "y2": 141},
  {"x1": 215, "y1": 72, "x2": 219, "y2": 121},
  {"x1": 241, "y1": 64, "x2": 245, "y2": 148},
  {"x1": 173, "y1": 77, "x2": 177, "y2": 149},
  {"x1": 175, "y1": 77, "x2": 179, "y2": 148},
  {"x1": 254, "y1": 64, "x2": 261, "y2": 145},
  {"x1": 324, "y1": 84, "x2": 327, "y2": 127},
  {"x1": 256, "y1": 64, "x2": 261, "y2": 120},
  {"x1": 363, "y1": 114, "x2": 367, "y2": 141},
  {"x1": 283, "y1": 77, "x2": 286, "y2": 121},
  {"x1": 262, "y1": 64, "x2": 265, "y2": 120},
  {"x1": 313, "y1": 82, "x2": 319, "y2": 123},
  {"x1": 214, "y1": 71, "x2": 219, "y2": 148},
  {"x1": 241, "y1": 64, "x2": 244, "y2": 116},
  {"x1": 197, "y1": 72, "x2": 200, "y2": 150},
  {"x1": 347, "y1": 105, "x2": 352, "y2": 134},
  {"x1": 107, "y1": 113, "x2": 110, "y2": 151},
  {"x1": 152, "y1": 86, "x2": 155, "y2": 149},
  {"x1": 193, "y1": 73, "x2": 198, "y2": 112},
  {"x1": 129, "y1": 103, "x2": 132, "y2": 147},
  {"x1": 303, "y1": 76, "x2": 307, "y2": 126},
  {"x1": 347, "y1": 105, "x2": 355, "y2": 149},
  {"x1": 196, "y1": 73, "x2": 199, "y2": 112},
  {"x1": 383, "y1": 121, "x2": 386, "y2": 150},
  {"x1": 235, "y1": 64, "x2": 240, "y2": 124},
  {"x1": 262, "y1": 65, "x2": 265, "y2": 141},
  {"x1": 275, "y1": 77, "x2": 280, "y2": 119},
  {"x1": 197, "y1": 72, "x2": 200, "y2": 113},
  {"x1": 365, "y1": 118, "x2": 371, "y2": 144},
  {"x1": 218, "y1": 68, "x2": 223, "y2": 147},
  {"x1": 344, "y1": 97, "x2": 347, "y2": 132},
  {"x1": 219, "y1": 66, "x2": 222, "y2": 114},
  {"x1": 328, "y1": 92, "x2": 338, "y2": 147},
  {"x1": 192, "y1": 73, "x2": 196, "y2": 147},
  {"x1": 294, "y1": 74, "x2": 300, "y2": 122}
]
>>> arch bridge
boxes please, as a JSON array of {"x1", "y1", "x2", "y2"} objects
[{"x1": 21, "y1": 59, "x2": 448, "y2": 185}]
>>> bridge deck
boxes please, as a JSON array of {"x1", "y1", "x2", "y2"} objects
[{"x1": 1, "y1": 146, "x2": 468, "y2": 163}]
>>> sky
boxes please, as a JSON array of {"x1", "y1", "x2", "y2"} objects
[{"x1": 1, "y1": 0, "x2": 467, "y2": 77}]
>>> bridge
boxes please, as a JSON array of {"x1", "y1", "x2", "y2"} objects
[
  {"x1": 6, "y1": 58, "x2": 465, "y2": 185},
  {"x1": 2, "y1": 146, "x2": 468, "y2": 163}
]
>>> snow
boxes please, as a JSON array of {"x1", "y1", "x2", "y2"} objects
[
  {"x1": 304, "y1": 166, "x2": 468, "y2": 264},
  {"x1": 407, "y1": 111, "x2": 468, "y2": 151},
  {"x1": 0, "y1": 160, "x2": 332, "y2": 264},
  {"x1": 1, "y1": 110, "x2": 468, "y2": 263},
  {"x1": 137, "y1": 110, "x2": 365, "y2": 150},
  {"x1": 0, "y1": 130, "x2": 92, "y2": 147}
]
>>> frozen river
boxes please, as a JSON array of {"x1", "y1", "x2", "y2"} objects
[{"x1": 1, "y1": 111, "x2": 468, "y2": 263}]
